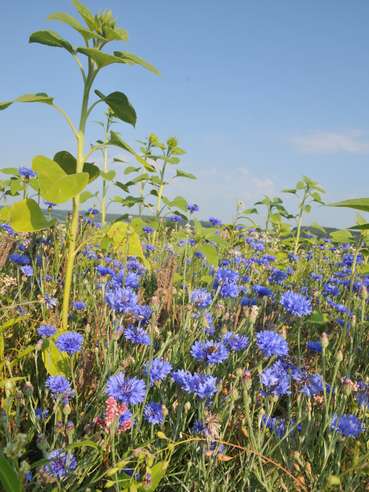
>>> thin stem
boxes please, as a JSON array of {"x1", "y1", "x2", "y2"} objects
[{"x1": 51, "y1": 103, "x2": 78, "y2": 139}]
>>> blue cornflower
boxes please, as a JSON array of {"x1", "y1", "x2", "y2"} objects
[
  {"x1": 55, "y1": 331, "x2": 83, "y2": 355},
  {"x1": 9, "y1": 253, "x2": 30, "y2": 266},
  {"x1": 220, "y1": 282, "x2": 240, "y2": 298},
  {"x1": 168, "y1": 215, "x2": 183, "y2": 223},
  {"x1": 310, "y1": 272, "x2": 323, "y2": 282},
  {"x1": 261, "y1": 416, "x2": 287, "y2": 438},
  {"x1": 106, "y1": 373, "x2": 146, "y2": 405},
  {"x1": 44, "y1": 201, "x2": 56, "y2": 208},
  {"x1": 21, "y1": 265, "x2": 33, "y2": 277},
  {"x1": 44, "y1": 294, "x2": 58, "y2": 309},
  {"x1": 222, "y1": 331, "x2": 249, "y2": 351},
  {"x1": 172, "y1": 370, "x2": 217, "y2": 400},
  {"x1": 143, "y1": 226, "x2": 154, "y2": 234},
  {"x1": 300, "y1": 374, "x2": 329, "y2": 397},
  {"x1": 37, "y1": 324, "x2": 57, "y2": 338},
  {"x1": 269, "y1": 269, "x2": 289, "y2": 285},
  {"x1": 307, "y1": 340, "x2": 322, "y2": 353},
  {"x1": 72, "y1": 300, "x2": 86, "y2": 311},
  {"x1": 125, "y1": 272, "x2": 140, "y2": 289},
  {"x1": 124, "y1": 326, "x2": 151, "y2": 346},
  {"x1": 144, "y1": 243, "x2": 155, "y2": 253},
  {"x1": 241, "y1": 296, "x2": 257, "y2": 307},
  {"x1": 45, "y1": 376, "x2": 72, "y2": 397},
  {"x1": 191, "y1": 288, "x2": 212, "y2": 309},
  {"x1": 190, "y1": 340, "x2": 229, "y2": 365},
  {"x1": 209, "y1": 216, "x2": 222, "y2": 226},
  {"x1": 19, "y1": 166, "x2": 36, "y2": 179},
  {"x1": 260, "y1": 360, "x2": 291, "y2": 397},
  {"x1": 256, "y1": 330, "x2": 289, "y2": 358},
  {"x1": 280, "y1": 291, "x2": 312, "y2": 317},
  {"x1": 330, "y1": 414, "x2": 364, "y2": 438},
  {"x1": 96, "y1": 265, "x2": 114, "y2": 276},
  {"x1": 188, "y1": 203, "x2": 199, "y2": 213},
  {"x1": 144, "y1": 402, "x2": 164, "y2": 425},
  {"x1": 355, "y1": 382, "x2": 369, "y2": 408},
  {"x1": 105, "y1": 285, "x2": 138, "y2": 314},
  {"x1": 35, "y1": 408, "x2": 49, "y2": 420},
  {"x1": 43, "y1": 449, "x2": 77, "y2": 479},
  {"x1": 253, "y1": 285, "x2": 273, "y2": 297},
  {"x1": 145, "y1": 358, "x2": 172, "y2": 385},
  {"x1": 1, "y1": 223, "x2": 15, "y2": 236}
]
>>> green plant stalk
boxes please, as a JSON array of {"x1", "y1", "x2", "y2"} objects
[
  {"x1": 61, "y1": 68, "x2": 95, "y2": 329},
  {"x1": 293, "y1": 190, "x2": 308, "y2": 255}
]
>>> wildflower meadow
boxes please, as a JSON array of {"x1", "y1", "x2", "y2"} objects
[{"x1": 2, "y1": 2, "x2": 369, "y2": 491}]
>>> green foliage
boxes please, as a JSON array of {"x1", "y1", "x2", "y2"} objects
[
  {"x1": 0, "y1": 199, "x2": 52, "y2": 232},
  {"x1": 0, "y1": 454, "x2": 23, "y2": 492},
  {"x1": 32, "y1": 155, "x2": 89, "y2": 204}
]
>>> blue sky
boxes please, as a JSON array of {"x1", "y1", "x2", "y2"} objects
[{"x1": 1, "y1": 0, "x2": 369, "y2": 227}]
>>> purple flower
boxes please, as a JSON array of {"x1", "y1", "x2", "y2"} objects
[
  {"x1": 44, "y1": 294, "x2": 58, "y2": 309},
  {"x1": 21, "y1": 265, "x2": 33, "y2": 277},
  {"x1": 43, "y1": 449, "x2": 77, "y2": 479},
  {"x1": 256, "y1": 330, "x2": 288, "y2": 358},
  {"x1": 9, "y1": 253, "x2": 30, "y2": 266},
  {"x1": 223, "y1": 332, "x2": 249, "y2": 351},
  {"x1": 191, "y1": 289, "x2": 212, "y2": 309},
  {"x1": 280, "y1": 291, "x2": 312, "y2": 317},
  {"x1": 190, "y1": 340, "x2": 229, "y2": 364},
  {"x1": 106, "y1": 373, "x2": 146, "y2": 405},
  {"x1": 1, "y1": 223, "x2": 15, "y2": 236},
  {"x1": 209, "y1": 216, "x2": 222, "y2": 226},
  {"x1": 143, "y1": 226, "x2": 154, "y2": 234},
  {"x1": 307, "y1": 340, "x2": 322, "y2": 353},
  {"x1": 188, "y1": 203, "x2": 199, "y2": 213},
  {"x1": 19, "y1": 166, "x2": 36, "y2": 179},
  {"x1": 55, "y1": 331, "x2": 83, "y2": 355},
  {"x1": 144, "y1": 402, "x2": 164, "y2": 425},
  {"x1": 124, "y1": 326, "x2": 151, "y2": 346},
  {"x1": 172, "y1": 370, "x2": 217, "y2": 400},
  {"x1": 37, "y1": 324, "x2": 57, "y2": 338},
  {"x1": 300, "y1": 374, "x2": 329, "y2": 397},
  {"x1": 72, "y1": 300, "x2": 86, "y2": 311},
  {"x1": 260, "y1": 360, "x2": 291, "y2": 396},
  {"x1": 330, "y1": 414, "x2": 364, "y2": 438},
  {"x1": 253, "y1": 285, "x2": 273, "y2": 297},
  {"x1": 105, "y1": 285, "x2": 138, "y2": 314},
  {"x1": 145, "y1": 358, "x2": 172, "y2": 385},
  {"x1": 45, "y1": 376, "x2": 72, "y2": 397}
]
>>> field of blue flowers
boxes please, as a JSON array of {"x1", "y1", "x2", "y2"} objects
[
  {"x1": 2, "y1": 201, "x2": 369, "y2": 491},
  {"x1": 1, "y1": 1, "x2": 369, "y2": 491}
]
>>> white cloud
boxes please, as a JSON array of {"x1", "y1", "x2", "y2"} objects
[{"x1": 290, "y1": 131, "x2": 369, "y2": 154}]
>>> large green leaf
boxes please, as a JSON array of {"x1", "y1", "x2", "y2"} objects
[
  {"x1": 109, "y1": 132, "x2": 155, "y2": 171},
  {"x1": 114, "y1": 51, "x2": 160, "y2": 75},
  {"x1": 1, "y1": 199, "x2": 52, "y2": 232},
  {"x1": 0, "y1": 93, "x2": 53, "y2": 111},
  {"x1": 48, "y1": 12, "x2": 104, "y2": 41},
  {"x1": 0, "y1": 454, "x2": 23, "y2": 492},
  {"x1": 39, "y1": 173, "x2": 89, "y2": 204},
  {"x1": 106, "y1": 222, "x2": 147, "y2": 267},
  {"x1": 32, "y1": 155, "x2": 89, "y2": 203},
  {"x1": 29, "y1": 30, "x2": 75, "y2": 54},
  {"x1": 95, "y1": 90, "x2": 136, "y2": 127},
  {"x1": 32, "y1": 155, "x2": 65, "y2": 181},
  {"x1": 330, "y1": 198, "x2": 369, "y2": 213},
  {"x1": 42, "y1": 339, "x2": 69, "y2": 377},
  {"x1": 53, "y1": 151, "x2": 99, "y2": 182},
  {"x1": 330, "y1": 229, "x2": 353, "y2": 243},
  {"x1": 197, "y1": 244, "x2": 219, "y2": 267}
]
